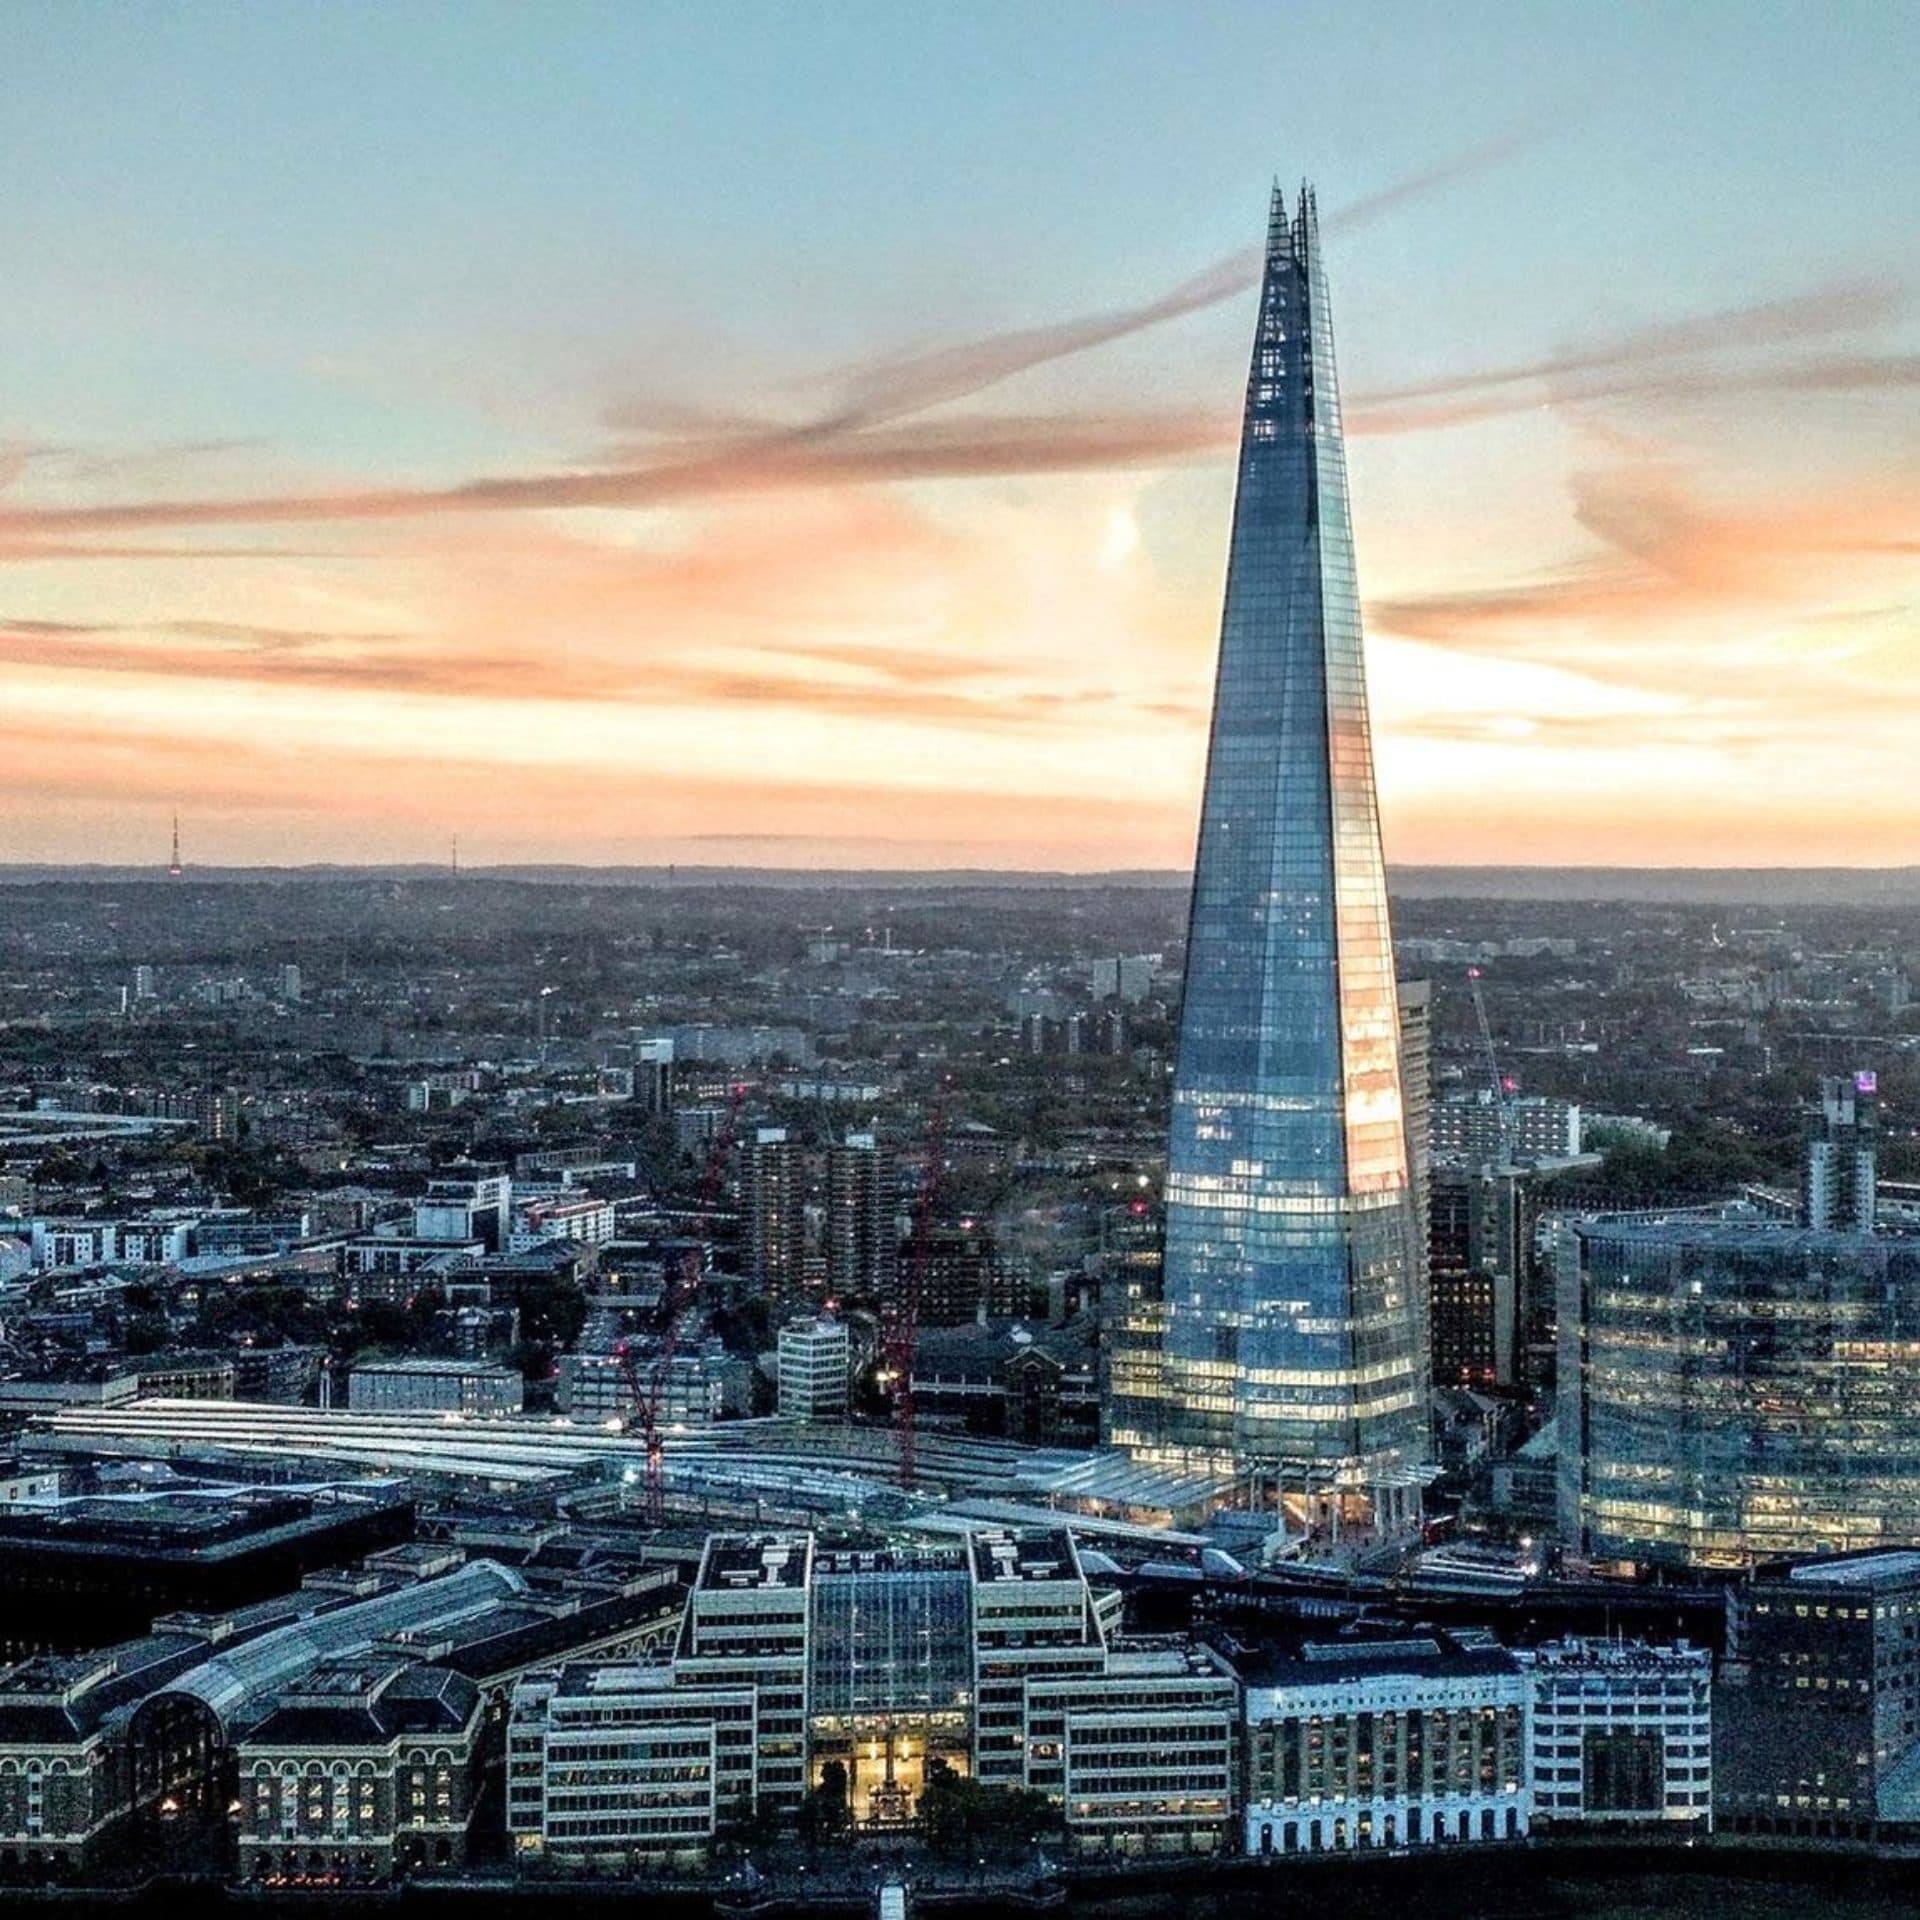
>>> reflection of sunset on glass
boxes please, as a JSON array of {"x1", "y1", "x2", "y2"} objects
[{"x1": 1, "y1": 5, "x2": 1914, "y2": 870}]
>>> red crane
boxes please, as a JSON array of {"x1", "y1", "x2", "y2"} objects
[
  {"x1": 884, "y1": 1079, "x2": 950, "y2": 1490},
  {"x1": 618, "y1": 1081, "x2": 745, "y2": 1524}
]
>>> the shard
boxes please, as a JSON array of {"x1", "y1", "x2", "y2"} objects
[{"x1": 1133, "y1": 183, "x2": 1428, "y2": 1522}]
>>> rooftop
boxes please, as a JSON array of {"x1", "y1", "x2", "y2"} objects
[
  {"x1": 968, "y1": 1528, "x2": 1080, "y2": 1586},
  {"x1": 1234, "y1": 1625, "x2": 1522, "y2": 1690},
  {"x1": 1782, "y1": 1550, "x2": 1920, "y2": 1589},
  {"x1": 698, "y1": 1533, "x2": 811, "y2": 1592},
  {"x1": 350, "y1": 1357, "x2": 519, "y2": 1377},
  {"x1": 1581, "y1": 1216, "x2": 1908, "y2": 1253}
]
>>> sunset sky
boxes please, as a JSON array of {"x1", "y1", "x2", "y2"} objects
[{"x1": 2, "y1": 1, "x2": 1916, "y2": 870}]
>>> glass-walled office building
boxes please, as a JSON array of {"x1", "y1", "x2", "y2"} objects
[
  {"x1": 1560, "y1": 1219, "x2": 1920, "y2": 1569},
  {"x1": 1141, "y1": 183, "x2": 1426, "y2": 1519}
]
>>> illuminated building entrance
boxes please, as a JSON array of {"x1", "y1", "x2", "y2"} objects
[
  {"x1": 809, "y1": 1711, "x2": 971, "y2": 1827},
  {"x1": 805, "y1": 1545, "x2": 974, "y2": 1827}
]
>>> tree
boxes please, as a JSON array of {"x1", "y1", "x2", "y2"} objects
[
  {"x1": 797, "y1": 1765, "x2": 851, "y2": 1848},
  {"x1": 918, "y1": 1774, "x2": 1056, "y2": 1857}
]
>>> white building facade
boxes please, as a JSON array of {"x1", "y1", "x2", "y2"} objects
[
  {"x1": 1516, "y1": 1638, "x2": 1712, "y2": 1831},
  {"x1": 776, "y1": 1316, "x2": 850, "y2": 1424},
  {"x1": 1242, "y1": 1631, "x2": 1531, "y2": 1857}
]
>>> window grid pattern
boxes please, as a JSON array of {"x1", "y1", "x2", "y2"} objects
[{"x1": 1158, "y1": 184, "x2": 1424, "y2": 1482}]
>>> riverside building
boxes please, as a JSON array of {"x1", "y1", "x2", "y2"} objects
[
  {"x1": 1239, "y1": 1627, "x2": 1530, "y2": 1857},
  {"x1": 1516, "y1": 1638, "x2": 1713, "y2": 1832},
  {"x1": 506, "y1": 1526, "x2": 1237, "y2": 1871},
  {"x1": 1717, "y1": 1549, "x2": 1920, "y2": 1840}
]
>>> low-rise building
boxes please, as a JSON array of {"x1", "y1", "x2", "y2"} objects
[
  {"x1": 1240, "y1": 1628, "x2": 1530, "y2": 1857},
  {"x1": 510, "y1": 1196, "x2": 615, "y2": 1252},
  {"x1": 1516, "y1": 1638, "x2": 1712, "y2": 1831},
  {"x1": 0, "y1": 1536, "x2": 683, "y2": 1885},
  {"x1": 776, "y1": 1316, "x2": 850, "y2": 1424},
  {"x1": 347, "y1": 1360, "x2": 523, "y2": 1417},
  {"x1": 236, "y1": 1659, "x2": 484, "y2": 1883}
]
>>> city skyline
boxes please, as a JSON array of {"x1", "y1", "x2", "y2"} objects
[{"x1": 2, "y1": 3, "x2": 1916, "y2": 870}]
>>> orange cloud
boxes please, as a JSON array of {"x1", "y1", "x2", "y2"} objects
[{"x1": 1369, "y1": 457, "x2": 1920, "y2": 675}]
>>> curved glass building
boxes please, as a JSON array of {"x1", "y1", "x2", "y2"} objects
[
  {"x1": 1125, "y1": 184, "x2": 1426, "y2": 1518},
  {"x1": 1561, "y1": 1219, "x2": 1920, "y2": 1569}
]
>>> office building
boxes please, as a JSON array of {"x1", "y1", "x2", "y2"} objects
[
  {"x1": 633, "y1": 1036, "x2": 675, "y2": 1116},
  {"x1": 777, "y1": 1315, "x2": 851, "y2": 1424},
  {"x1": 555, "y1": 1340, "x2": 730, "y2": 1428},
  {"x1": 1516, "y1": 1638, "x2": 1712, "y2": 1831},
  {"x1": 414, "y1": 1171, "x2": 512, "y2": 1254},
  {"x1": 508, "y1": 1664, "x2": 757, "y2": 1874},
  {"x1": 1718, "y1": 1550, "x2": 1920, "y2": 1839},
  {"x1": 1803, "y1": 1070, "x2": 1878, "y2": 1232},
  {"x1": 1559, "y1": 1219, "x2": 1920, "y2": 1569},
  {"x1": 1150, "y1": 185, "x2": 1426, "y2": 1517},
  {"x1": 236, "y1": 1659, "x2": 483, "y2": 1882},
  {"x1": 508, "y1": 1527, "x2": 1235, "y2": 1872},
  {"x1": 347, "y1": 1359, "x2": 524, "y2": 1417},
  {"x1": 1240, "y1": 1627, "x2": 1530, "y2": 1856},
  {"x1": 1428, "y1": 1163, "x2": 1537, "y2": 1391},
  {"x1": 1098, "y1": 1201, "x2": 1168, "y2": 1455}
]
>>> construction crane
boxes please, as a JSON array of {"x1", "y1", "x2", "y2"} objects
[
  {"x1": 1465, "y1": 965, "x2": 1516, "y2": 1164},
  {"x1": 618, "y1": 1081, "x2": 746, "y2": 1524},
  {"x1": 884, "y1": 1079, "x2": 950, "y2": 1490}
]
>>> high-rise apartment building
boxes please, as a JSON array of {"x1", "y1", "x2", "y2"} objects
[
  {"x1": 1802, "y1": 1070, "x2": 1878, "y2": 1232},
  {"x1": 824, "y1": 1131, "x2": 891, "y2": 1301},
  {"x1": 743, "y1": 1128, "x2": 808, "y2": 1305},
  {"x1": 1433, "y1": 1092, "x2": 1582, "y2": 1164},
  {"x1": 1147, "y1": 184, "x2": 1426, "y2": 1520}
]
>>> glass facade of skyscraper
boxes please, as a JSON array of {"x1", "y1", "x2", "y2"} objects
[
  {"x1": 1128, "y1": 185, "x2": 1425, "y2": 1501},
  {"x1": 1560, "y1": 1220, "x2": 1920, "y2": 1569}
]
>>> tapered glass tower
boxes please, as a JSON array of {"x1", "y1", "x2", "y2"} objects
[{"x1": 1136, "y1": 184, "x2": 1427, "y2": 1514}]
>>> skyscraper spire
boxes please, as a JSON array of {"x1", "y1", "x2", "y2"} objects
[{"x1": 1115, "y1": 183, "x2": 1427, "y2": 1524}]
